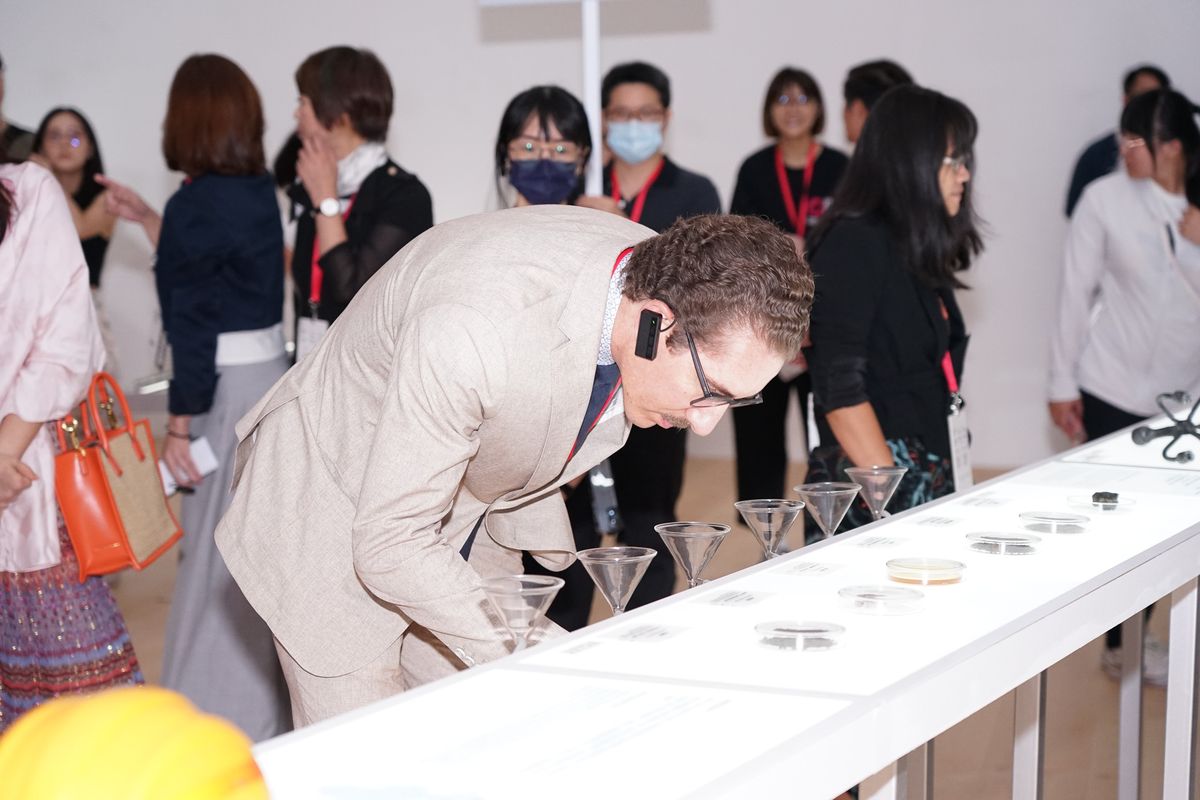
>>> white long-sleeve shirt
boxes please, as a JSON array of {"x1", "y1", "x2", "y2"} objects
[{"x1": 1049, "y1": 171, "x2": 1200, "y2": 416}]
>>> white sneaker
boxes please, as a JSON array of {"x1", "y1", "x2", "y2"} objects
[{"x1": 1101, "y1": 633, "x2": 1168, "y2": 687}]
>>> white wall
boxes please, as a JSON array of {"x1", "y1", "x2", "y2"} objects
[{"x1": 5, "y1": 0, "x2": 1197, "y2": 466}]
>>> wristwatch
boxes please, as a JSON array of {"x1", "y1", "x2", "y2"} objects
[{"x1": 318, "y1": 197, "x2": 340, "y2": 217}]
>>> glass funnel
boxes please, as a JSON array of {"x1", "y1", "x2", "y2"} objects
[
  {"x1": 655, "y1": 522, "x2": 730, "y2": 588},
  {"x1": 793, "y1": 482, "x2": 861, "y2": 539},
  {"x1": 843, "y1": 466, "x2": 907, "y2": 520},
  {"x1": 481, "y1": 575, "x2": 565, "y2": 651},
  {"x1": 734, "y1": 499, "x2": 806, "y2": 558},
  {"x1": 576, "y1": 546, "x2": 657, "y2": 615}
]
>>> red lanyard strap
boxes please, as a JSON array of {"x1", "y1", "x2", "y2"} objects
[
  {"x1": 309, "y1": 194, "x2": 357, "y2": 308},
  {"x1": 936, "y1": 298, "x2": 960, "y2": 395},
  {"x1": 611, "y1": 160, "x2": 665, "y2": 224},
  {"x1": 775, "y1": 143, "x2": 818, "y2": 239}
]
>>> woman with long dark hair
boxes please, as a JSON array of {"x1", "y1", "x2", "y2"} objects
[
  {"x1": 1049, "y1": 88, "x2": 1200, "y2": 683},
  {"x1": 493, "y1": 85, "x2": 591, "y2": 208},
  {"x1": 0, "y1": 139, "x2": 143, "y2": 733},
  {"x1": 804, "y1": 85, "x2": 982, "y2": 527},
  {"x1": 729, "y1": 67, "x2": 849, "y2": 505},
  {"x1": 32, "y1": 107, "x2": 120, "y2": 372},
  {"x1": 99, "y1": 54, "x2": 292, "y2": 740}
]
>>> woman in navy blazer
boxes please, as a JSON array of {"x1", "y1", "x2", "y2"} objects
[{"x1": 99, "y1": 53, "x2": 291, "y2": 741}]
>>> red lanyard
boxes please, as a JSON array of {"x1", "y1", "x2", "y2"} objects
[
  {"x1": 611, "y1": 160, "x2": 665, "y2": 224},
  {"x1": 937, "y1": 298, "x2": 959, "y2": 394},
  {"x1": 308, "y1": 195, "x2": 356, "y2": 308},
  {"x1": 774, "y1": 143, "x2": 818, "y2": 238},
  {"x1": 566, "y1": 248, "x2": 631, "y2": 461}
]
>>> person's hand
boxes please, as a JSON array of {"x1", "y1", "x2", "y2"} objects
[
  {"x1": 1049, "y1": 399, "x2": 1086, "y2": 443},
  {"x1": 0, "y1": 454, "x2": 37, "y2": 509},
  {"x1": 163, "y1": 432, "x2": 202, "y2": 488},
  {"x1": 95, "y1": 174, "x2": 153, "y2": 224},
  {"x1": 296, "y1": 133, "x2": 338, "y2": 205},
  {"x1": 1180, "y1": 205, "x2": 1200, "y2": 247},
  {"x1": 575, "y1": 194, "x2": 625, "y2": 217}
]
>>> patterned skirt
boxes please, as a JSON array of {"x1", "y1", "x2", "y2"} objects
[
  {"x1": 806, "y1": 437, "x2": 954, "y2": 539},
  {"x1": 0, "y1": 525, "x2": 144, "y2": 733}
]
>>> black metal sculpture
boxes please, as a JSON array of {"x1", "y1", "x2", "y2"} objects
[{"x1": 1131, "y1": 391, "x2": 1200, "y2": 464}]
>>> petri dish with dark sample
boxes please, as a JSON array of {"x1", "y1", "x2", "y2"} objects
[
  {"x1": 967, "y1": 532, "x2": 1040, "y2": 556},
  {"x1": 1019, "y1": 511, "x2": 1089, "y2": 534},
  {"x1": 838, "y1": 584, "x2": 924, "y2": 615}
]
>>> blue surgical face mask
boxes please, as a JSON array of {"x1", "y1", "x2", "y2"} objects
[
  {"x1": 507, "y1": 159, "x2": 579, "y2": 205},
  {"x1": 606, "y1": 121, "x2": 663, "y2": 165}
]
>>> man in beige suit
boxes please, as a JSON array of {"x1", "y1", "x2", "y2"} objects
[{"x1": 215, "y1": 205, "x2": 813, "y2": 725}]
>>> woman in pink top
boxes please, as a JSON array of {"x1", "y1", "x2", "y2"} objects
[{"x1": 0, "y1": 153, "x2": 143, "y2": 732}]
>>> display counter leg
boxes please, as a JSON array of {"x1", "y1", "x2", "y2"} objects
[
  {"x1": 1163, "y1": 578, "x2": 1199, "y2": 800},
  {"x1": 898, "y1": 741, "x2": 932, "y2": 800},
  {"x1": 1012, "y1": 671, "x2": 1045, "y2": 800},
  {"x1": 1118, "y1": 612, "x2": 1144, "y2": 800}
]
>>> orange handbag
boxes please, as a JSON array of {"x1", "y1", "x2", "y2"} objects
[{"x1": 54, "y1": 372, "x2": 183, "y2": 582}]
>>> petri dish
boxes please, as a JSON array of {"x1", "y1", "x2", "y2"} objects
[
  {"x1": 1067, "y1": 494, "x2": 1135, "y2": 513},
  {"x1": 1019, "y1": 511, "x2": 1089, "y2": 534},
  {"x1": 755, "y1": 620, "x2": 844, "y2": 651},
  {"x1": 886, "y1": 557, "x2": 965, "y2": 585},
  {"x1": 967, "y1": 532, "x2": 1040, "y2": 556},
  {"x1": 838, "y1": 584, "x2": 924, "y2": 615}
]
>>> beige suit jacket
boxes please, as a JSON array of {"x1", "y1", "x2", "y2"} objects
[{"x1": 215, "y1": 205, "x2": 653, "y2": 677}]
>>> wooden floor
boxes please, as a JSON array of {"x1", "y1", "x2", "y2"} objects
[{"x1": 112, "y1": 457, "x2": 1175, "y2": 798}]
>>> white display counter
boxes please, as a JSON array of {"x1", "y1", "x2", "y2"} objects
[{"x1": 254, "y1": 421, "x2": 1200, "y2": 799}]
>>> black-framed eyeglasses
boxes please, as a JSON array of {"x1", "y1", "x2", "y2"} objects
[{"x1": 685, "y1": 331, "x2": 764, "y2": 408}]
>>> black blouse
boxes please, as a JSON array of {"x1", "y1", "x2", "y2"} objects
[
  {"x1": 289, "y1": 160, "x2": 433, "y2": 326},
  {"x1": 74, "y1": 178, "x2": 109, "y2": 288},
  {"x1": 729, "y1": 144, "x2": 848, "y2": 234},
  {"x1": 155, "y1": 173, "x2": 284, "y2": 416},
  {"x1": 804, "y1": 215, "x2": 968, "y2": 459}
]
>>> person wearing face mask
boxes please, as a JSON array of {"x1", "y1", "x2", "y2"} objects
[
  {"x1": 728, "y1": 67, "x2": 849, "y2": 513},
  {"x1": 494, "y1": 86, "x2": 590, "y2": 208},
  {"x1": 805, "y1": 85, "x2": 982, "y2": 532},
  {"x1": 286, "y1": 46, "x2": 433, "y2": 361},
  {"x1": 573, "y1": 61, "x2": 721, "y2": 616},
  {"x1": 1049, "y1": 89, "x2": 1200, "y2": 685}
]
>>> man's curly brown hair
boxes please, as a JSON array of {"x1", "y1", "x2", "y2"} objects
[{"x1": 623, "y1": 214, "x2": 813, "y2": 356}]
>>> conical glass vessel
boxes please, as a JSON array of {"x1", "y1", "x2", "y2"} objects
[
  {"x1": 655, "y1": 522, "x2": 730, "y2": 588},
  {"x1": 734, "y1": 499, "x2": 805, "y2": 558},
  {"x1": 576, "y1": 546, "x2": 656, "y2": 615},
  {"x1": 792, "y1": 482, "x2": 861, "y2": 539}
]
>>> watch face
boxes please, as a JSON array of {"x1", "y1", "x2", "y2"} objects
[{"x1": 319, "y1": 197, "x2": 340, "y2": 217}]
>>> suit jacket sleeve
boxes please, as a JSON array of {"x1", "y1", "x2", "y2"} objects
[{"x1": 350, "y1": 303, "x2": 513, "y2": 665}]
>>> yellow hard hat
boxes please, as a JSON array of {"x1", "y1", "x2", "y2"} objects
[{"x1": 0, "y1": 686, "x2": 268, "y2": 800}]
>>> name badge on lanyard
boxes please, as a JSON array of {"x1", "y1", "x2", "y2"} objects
[
  {"x1": 295, "y1": 195, "x2": 354, "y2": 361},
  {"x1": 941, "y1": 351, "x2": 973, "y2": 490}
]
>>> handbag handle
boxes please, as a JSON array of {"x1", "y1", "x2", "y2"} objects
[
  {"x1": 88, "y1": 372, "x2": 145, "y2": 462},
  {"x1": 56, "y1": 401, "x2": 94, "y2": 455}
]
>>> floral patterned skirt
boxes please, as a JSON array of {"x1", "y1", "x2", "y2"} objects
[
  {"x1": 0, "y1": 524, "x2": 144, "y2": 733},
  {"x1": 805, "y1": 437, "x2": 954, "y2": 540}
]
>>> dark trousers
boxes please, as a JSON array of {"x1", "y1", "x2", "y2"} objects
[
  {"x1": 1081, "y1": 391, "x2": 1150, "y2": 649},
  {"x1": 523, "y1": 425, "x2": 686, "y2": 631},
  {"x1": 731, "y1": 372, "x2": 811, "y2": 501}
]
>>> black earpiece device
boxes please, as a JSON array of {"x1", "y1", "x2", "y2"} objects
[{"x1": 634, "y1": 309, "x2": 662, "y2": 360}]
